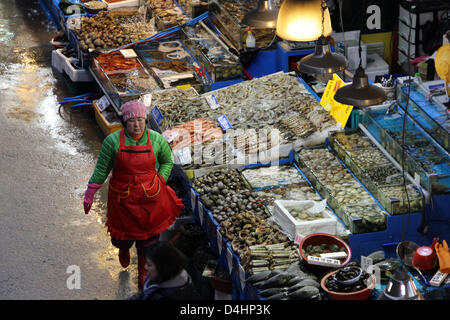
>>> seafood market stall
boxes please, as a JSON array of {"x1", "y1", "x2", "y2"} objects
[{"x1": 40, "y1": 0, "x2": 450, "y2": 300}]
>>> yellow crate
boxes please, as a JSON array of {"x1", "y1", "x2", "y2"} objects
[{"x1": 93, "y1": 102, "x2": 123, "y2": 136}]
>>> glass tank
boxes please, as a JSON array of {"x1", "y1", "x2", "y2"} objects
[{"x1": 361, "y1": 105, "x2": 450, "y2": 195}]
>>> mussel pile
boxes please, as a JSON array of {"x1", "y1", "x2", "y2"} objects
[
  {"x1": 325, "y1": 267, "x2": 371, "y2": 293},
  {"x1": 246, "y1": 264, "x2": 321, "y2": 300}
]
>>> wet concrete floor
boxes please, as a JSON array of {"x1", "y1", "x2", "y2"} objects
[{"x1": 0, "y1": 0, "x2": 139, "y2": 299}]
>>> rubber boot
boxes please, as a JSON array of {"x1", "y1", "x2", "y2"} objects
[
  {"x1": 137, "y1": 253, "x2": 147, "y2": 290},
  {"x1": 118, "y1": 248, "x2": 130, "y2": 268}
]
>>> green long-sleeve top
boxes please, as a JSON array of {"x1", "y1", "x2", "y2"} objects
[{"x1": 88, "y1": 128, "x2": 174, "y2": 184}]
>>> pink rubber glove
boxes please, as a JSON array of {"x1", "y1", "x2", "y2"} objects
[{"x1": 83, "y1": 183, "x2": 101, "y2": 214}]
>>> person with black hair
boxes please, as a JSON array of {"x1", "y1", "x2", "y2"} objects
[{"x1": 129, "y1": 241, "x2": 199, "y2": 300}]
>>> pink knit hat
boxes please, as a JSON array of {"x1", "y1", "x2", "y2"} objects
[{"x1": 120, "y1": 100, "x2": 147, "y2": 122}]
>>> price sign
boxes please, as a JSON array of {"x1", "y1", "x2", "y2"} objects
[
  {"x1": 320, "y1": 74, "x2": 353, "y2": 128},
  {"x1": 217, "y1": 115, "x2": 232, "y2": 131},
  {"x1": 307, "y1": 255, "x2": 341, "y2": 267},
  {"x1": 120, "y1": 49, "x2": 137, "y2": 59},
  {"x1": 96, "y1": 95, "x2": 110, "y2": 112},
  {"x1": 151, "y1": 106, "x2": 163, "y2": 124},
  {"x1": 205, "y1": 94, "x2": 220, "y2": 110}
]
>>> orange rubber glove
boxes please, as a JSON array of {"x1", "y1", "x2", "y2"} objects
[{"x1": 435, "y1": 240, "x2": 450, "y2": 273}]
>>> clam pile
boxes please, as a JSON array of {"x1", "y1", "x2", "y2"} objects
[
  {"x1": 71, "y1": 11, "x2": 157, "y2": 51},
  {"x1": 298, "y1": 148, "x2": 387, "y2": 233},
  {"x1": 334, "y1": 132, "x2": 373, "y2": 150},
  {"x1": 241, "y1": 165, "x2": 305, "y2": 189},
  {"x1": 379, "y1": 185, "x2": 423, "y2": 212},
  {"x1": 288, "y1": 208, "x2": 326, "y2": 222},
  {"x1": 302, "y1": 243, "x2": 346, "y2": 258},
  {"x1": 365, "y1": 165, "x2": 404, "y2": 187},
  {"x1": 193, "y1": 169, "x2": 266, "y2": 222}
]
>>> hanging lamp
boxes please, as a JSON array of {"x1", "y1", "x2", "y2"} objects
[
  {"x1": 334, "y1": 1, "x2": 386, "y2": 107},
  {"x1": 298, "y1": 0, "x2": 347, "y2": 74},
  {"x1": 242, "y1": 0, "x2": 279, "y2": 28},
  {"x1": 377, "y1": 266, "x2": 424, "y2": 300},
  {"x1": 276, "y1": 0, "x2": 332, "y2": 41},
  {"x1": 334, "y1": 67, "x2": 387, "y2": 106}
]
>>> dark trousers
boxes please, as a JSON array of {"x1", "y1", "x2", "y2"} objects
[{"x1": 111, "y1": 234, "x2": 160, "y2": 255}]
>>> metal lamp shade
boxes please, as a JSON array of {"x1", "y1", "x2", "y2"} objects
[
  {"x1": 334, "y1": 67, "x2": 387, "y2": 107},
  {"x1": 298, "y1": 35, "x2": 348, "y2": 74},
  {"x1": 242, "y1": 0, "x2": 279, "y2": 28},
  {"x1": 378, "y1": 267, "x2": 424, "y2": 300},
  {"x1": 276, "y1": 0, "x2": 332, "y2": 41}
]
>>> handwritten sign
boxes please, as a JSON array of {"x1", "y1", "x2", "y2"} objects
[{"x1": 320, "y1": 74, "x2": 353, "y2": 128}]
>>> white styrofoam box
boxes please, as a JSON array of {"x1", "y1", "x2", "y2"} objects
[
  {"x1": 103, "y1": 0, "x2": 140, "y2": 9},
  {"x1": 337, "y1": 40, "x2": 367, "y2": 71},
  {"x1": 51, "y1": 49, "x2": 65, "y2": 73},
  {"x1": 366, "y1": 42, "x2": 385, "y2": 60},
  {"x1": 365, "y1": 53, "x2": 389, "y2": 82},
  {"x1": 53, "y1": 49, "x2": 94, "y2": 82},
  {"x1": 331, "y1": 30, "x2": 361, "y2": 44},
  {"x1": 272, "y1": 200, "x2": 337, "y2": 239}
]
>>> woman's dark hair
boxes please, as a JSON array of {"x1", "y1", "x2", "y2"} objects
[{"x1": 145, "y1": 241, "x2": 187, "y2": 283}]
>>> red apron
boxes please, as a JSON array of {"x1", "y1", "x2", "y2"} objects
[{"x1": 106, "y1": 129, "x2": 183, "y2": 240}]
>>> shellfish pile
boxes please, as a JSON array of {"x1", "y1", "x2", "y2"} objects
[
  {"x1": 219, "y1": 211, "x2": 294, "y2": 271},
  {"x1": 150, "y1": 88, "x2": 210, "y2": 130},
  {"x1": 241, "y1": 165, "x2": 305, "y2": 189},
  {"x1": 298, "y1": 148, "x2": 387, "y2": 233},
  {"x1": 331, "y1": 131, "x2": 424, "y2": 213},
  {"x1": 201, "y1": 73, "x2": 338, "y2": 141},
  {"x1": 148, "y1": 0, "x2": 188, "y2": 28},
  {"x1": 193, "y1": 169, "x2": 266, "y2": 222},
  {"x1": 71, "y1": 11, "x2": 157, "y2": 51}
]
